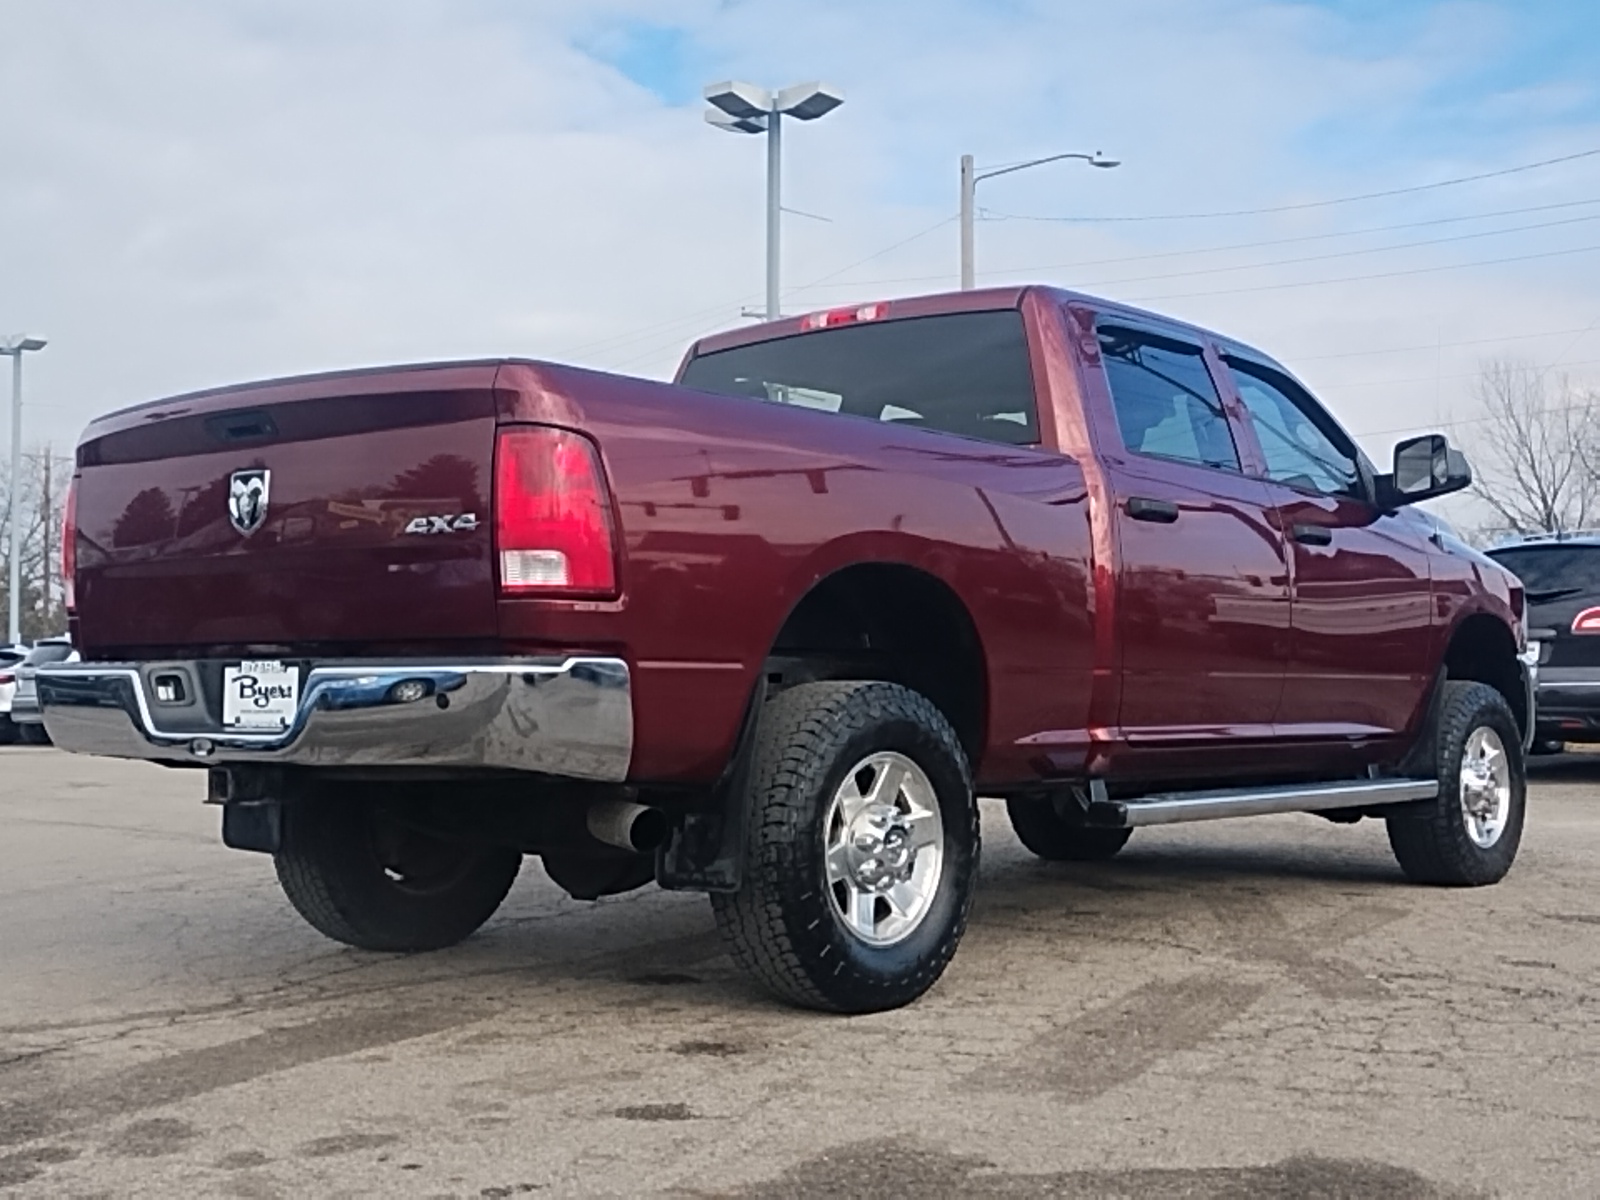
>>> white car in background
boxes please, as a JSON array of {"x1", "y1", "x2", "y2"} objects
[
  {"x1": 9, "y1": 638, "x2": 76, "y2": 745},
  {"x1": 0, "y1": 646, "x2": 26, "y2": 744}
]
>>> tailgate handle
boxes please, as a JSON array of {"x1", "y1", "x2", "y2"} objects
[
  {"x1": 205, "y1": 411, "x2": 279, "y2": 443},
  {"x1": 1291, "y1": 523, "x2": 1333, "y2": 546},
  {"x1": 1125, "y1": 496, "x2": 1180, "y2": 523}
]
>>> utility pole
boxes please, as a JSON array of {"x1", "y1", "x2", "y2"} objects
[
  {"x1": 765, "y1": 96, "x2": 783, "y2": 321},
  {"x1": 958, "y1": 151, "x2": 1120, "y2": 289},
  {"x1": 960, "y1": 154, "x2": 976, "y2": 291},
  {"x1": 41, "y1": 446, "x2": 52, "y2": 625},
  {"x1": 1, "y1": 335, "x2": 47, "y2": 646}
]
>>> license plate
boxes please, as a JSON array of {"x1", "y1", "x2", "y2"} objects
[{"x1": 222, "y1": 660, "x2": 300, "y2": 731}]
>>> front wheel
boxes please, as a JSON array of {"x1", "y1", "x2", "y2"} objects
[
  {"x1": 1387, "y1": 681, "x2": 1525, "y2": 886},
  {"x1": 274, "y1": 794, "x2": 522, "y2": 951},
  {"x1": 711, "y1": 681, "x2": 979, "y2": 1013}
]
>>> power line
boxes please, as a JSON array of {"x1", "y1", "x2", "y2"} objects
[
  {"x1": 1287, "y1": 324, "x2": 1600, "y2": 365},
  {"x1": 1126, "y1": 241, "x2": 1600, "y2": 304},
  {"x1": 1321, "y1": 354, "x2": 1600, "y2": 396},
  {"x1": 557, "y1": 295, "x2": 756, "y2": 359},
  {"x1": 781, "y1": 197, "x2": 1600, "y2": 294},
  {"x1": 985, "y1": 147, "x2": 1600, "y2": 223},
  {"x1": 1351, "y1": 387, "x2": 1600, "y2": 440},
  {"x1": 782, "y1": 214, "x2": 957, "y2": 294},
  {"x1": 576, "y1": 217, "x2": 960, "y2": 372},
  {"x1": 1071, "y1": 211, "x2": 1600, "y2": 290},
  {"x1": 552, "y1": 157, "x2": 1600, "y2": 369}
]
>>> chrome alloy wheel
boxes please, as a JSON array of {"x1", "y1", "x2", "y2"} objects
[
  {"x1": 823, "y1": 751, "x2": 945, "y2": 947},
  {"x1": 1459, "y1": 726, "x2": 1512, "y2": 849}
]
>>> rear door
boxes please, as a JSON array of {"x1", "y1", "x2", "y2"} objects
[
  {"x1": 1090, "y1": 321, "x2": 1292, "y2": 767},
  {"x1": 1223, "y1": 356, "x2": 1433, "y2": 739}
]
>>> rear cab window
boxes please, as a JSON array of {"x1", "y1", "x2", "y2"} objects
[{"x1": 678, "y1": 310, "x2": 1040, "y2": 447}]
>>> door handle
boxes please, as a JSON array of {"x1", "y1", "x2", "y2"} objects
[
  {"x1": 1125, "y1": 496, "x2": 1180, "y2": 523},
  {"x1": 1291, "y1": 523, "x2": 1333, "y2": 546}
]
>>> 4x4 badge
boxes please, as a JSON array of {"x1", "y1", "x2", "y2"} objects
[{"x1": 228, "y1": 469, "x2": 270, "y2": 535}]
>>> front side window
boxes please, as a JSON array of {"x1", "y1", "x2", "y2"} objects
[
  {"x1": 1098, "y1": 326, "x2": 1240, "y2": 472},
  {"x1": 678, "y1": 310, "x2": 1040, "y2": 447},
  {"x1": 1227, "y1": 359, "x2": 1363, "y2": 499}
]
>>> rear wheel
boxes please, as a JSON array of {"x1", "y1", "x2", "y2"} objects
[
  {"x1": 711, "y1": 681, "x2": 979, "y2": 1013},
  {"x1": 1387, "y1": 681, "x2": 1525, "y2": 886},
  {"x1": 1006, "y1": 794, "x2": 1131, "y2": 861},
  {"x1": 17, "y1": 723, "x2": 50, "y2": 746},
  {"x1": 274, "y1": 794, "x2": 522, "y2": 951}
]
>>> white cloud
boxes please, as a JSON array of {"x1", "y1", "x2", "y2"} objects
[{"x1": 4, "y1": 0, "x2": 1599, "y2": 535}]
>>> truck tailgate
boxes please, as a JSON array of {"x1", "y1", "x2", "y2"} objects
[{"x1": 73, "y1": 364, "x2": 501, "y2": 654}]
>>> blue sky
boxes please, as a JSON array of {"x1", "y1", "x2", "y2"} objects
[
  {"x1": 577, "y1": 1, "x2": 1600, "y2": 178},
  {"x1": 6, "y1": 0, "x2": 1600, "y2": 530}
]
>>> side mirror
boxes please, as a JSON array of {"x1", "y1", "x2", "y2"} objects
[{"x1": 1383, "y1": 434, "x2": 1472, "y2": 506}]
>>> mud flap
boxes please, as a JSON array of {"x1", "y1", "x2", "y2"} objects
[
  {"x1": 655, "y1": 683, "x2": 766, "y2": 894},
  {"x1": 210, "y1": 766, "x2": 290, "y2": 854}
]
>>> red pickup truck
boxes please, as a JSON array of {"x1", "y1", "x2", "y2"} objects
[{"x1": 39, "y1": 286, "x2": 1533, "y2": 1013}]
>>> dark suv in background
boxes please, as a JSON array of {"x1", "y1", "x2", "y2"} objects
[{"x1": 1487, "y1": 534, "x2": 1600, "y2": 748}]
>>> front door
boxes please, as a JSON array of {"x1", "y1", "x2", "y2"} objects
[
  {"x1": 1092, "y1": 323, "x2": 1292, "y2": 773},
  {"x1": 1224, "y1": 356, "x2": 1434, "y2": 740}
]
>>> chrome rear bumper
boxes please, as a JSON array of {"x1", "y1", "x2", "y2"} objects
[{"x1": 35, "y1": 657, "x2": 632, "y2": 781}]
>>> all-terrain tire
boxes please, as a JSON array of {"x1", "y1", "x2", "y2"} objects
[
  {"x1": 1386, "y1": 680, "x2": 1525, "y2": 886},
  {"x1": 1006, "y1": 795, "x2": 1132, "y2": 861},
  {"x1": 274, "y1": 795, "x2": 522, "y2": 951},
  {"x1": 710, "y1": 681, "x2": 979, "y2": 1014}
]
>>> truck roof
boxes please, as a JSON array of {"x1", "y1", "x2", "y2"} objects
[{"x1": 684, "y1": 284, "x2": 1291, "y2": 376}]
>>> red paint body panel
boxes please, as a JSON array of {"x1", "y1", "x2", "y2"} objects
[
  {"x1": 491, "y1": 357, "x2": 1094, "y2": 783},
  {"x1": 65, "y1": 286, "x2": 1524, "y2": 790}
]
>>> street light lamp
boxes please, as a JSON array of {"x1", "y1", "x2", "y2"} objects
[
  {"x1": 959, "y1": 151, "x2": 1120, "y2": 289},
  {"x1": 0, "y1": 334, "x2": 47, "y2": 646},
  {"x1": 704, "y1": 80, "x2": 845, "y2": 320}
]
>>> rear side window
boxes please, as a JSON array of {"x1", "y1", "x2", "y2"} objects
[
  {"x1": 1488, "y1": 546, "x2": 1600, "y2": 595},
  {"x1": 1098, "y1": 326, "x2": 1240, "y2": 471},
  {"x1": 678, "y1": 311, "x2": 1040, "y2": 446}
]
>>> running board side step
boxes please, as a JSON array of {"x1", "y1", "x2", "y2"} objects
[{"x1": 1087, "y1": 778, "x2": 1438, "y2": 829}]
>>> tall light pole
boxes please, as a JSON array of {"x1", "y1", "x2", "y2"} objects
[
  {"x1": 960, "y1": 151, "x2": 1120, "y2": 289},
  {"x1": 1, "y1": 334, "x2": 46, "y2": 646},
  {"x1": 704, "y1": 80, "x2": 845, "y2": 320}
]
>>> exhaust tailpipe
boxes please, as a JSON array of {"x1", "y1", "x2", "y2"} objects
[{"x1": 587, "y1": 800, "x2": 669, "y2": 854}]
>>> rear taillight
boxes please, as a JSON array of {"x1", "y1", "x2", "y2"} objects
[
  {"x1": 63, "y1": 476, "x2": 78, "y2": 611},
  {"x1": 0, "y1": 673, "x2": 13, "y2": 686},
  {"x1": 1573, "y1": 606, "x2": 1600, "y2": 634},
  {"x1": 494, "y1": 427, "x2": 617, "y2": 596}
]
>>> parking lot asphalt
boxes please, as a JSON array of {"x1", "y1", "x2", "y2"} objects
[{"x1": 1, "y1": 748, "x2": 1597, "y2": 1198}]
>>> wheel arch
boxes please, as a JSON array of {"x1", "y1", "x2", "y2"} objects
[
  {"x1": 763, "y1": 560, "x2": 989, "y2": 769},
  {"x1": 1441, "y1": 611, "x2": 1527, "y2": 740}
]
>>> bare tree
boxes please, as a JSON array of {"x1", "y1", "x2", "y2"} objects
[
  {"x1": 1465, "y1": 358, "x2": 1600, "y2": 537},
  {"x1": 0, "y1": 444, "x2": 73, "y2": 641}
]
